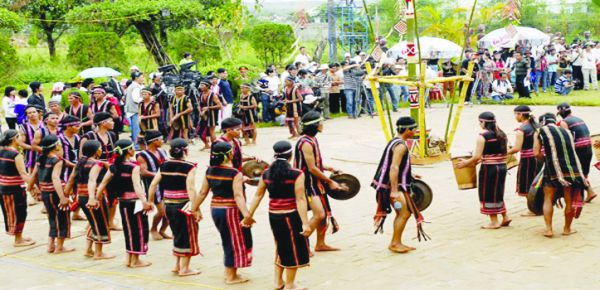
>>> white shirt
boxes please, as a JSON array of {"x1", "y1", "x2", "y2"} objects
[
  {"x1": 294, "y1": 53, "x2": 311, "y2": 66},
  {"x1": 50, "y1": 93, "x2": 62, "y2": 104},
  {"x1": 2, "y1": 96, "x2": 17, "y2": 118},
  {"x1": 581, "y1": 50, "x2": 598, "y2": 69},
  {"x1": 492, "y1": 79, "x2": 512, "y2": 96},
  {"x1": 265, "y1": 75, "x2": 281, "y2": 96}
]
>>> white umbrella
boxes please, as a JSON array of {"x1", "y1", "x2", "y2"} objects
[
  {"x1": 79, "y1": 67, "x2": 122, "y2": 79},
  {"x1": 478, "y1": 26, "x2": 550, "y2": 49},
  {"x1": 387, "y1": 36, "x2": 462, "y2": 60}
]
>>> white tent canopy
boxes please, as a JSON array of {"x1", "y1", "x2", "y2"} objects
[
  {"x1": 478, "y1": 26, "x2": 550, "y2": 49},
  {"x1": 387, "y1": 36, "x2": 462, "y2": 60}
]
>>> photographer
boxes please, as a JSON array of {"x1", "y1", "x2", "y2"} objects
[{"x1": 555, "y1": 69, "x2": 575, "y2": 96}]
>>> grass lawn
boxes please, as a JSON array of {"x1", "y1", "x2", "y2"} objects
[{"x1": 485, "y1": 89, "x2": 600, "y2": 106}]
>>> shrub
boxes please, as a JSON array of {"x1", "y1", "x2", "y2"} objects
[
  {"x1": 249, "y1": 23, "x2": 295, "y2": 67},
  {"x1": 0, "y1": 35, "x2": 17, "y2": 83},
  {"x1": 67, "y1": 32, "x2": 127, "y2": 70},
  {"x1": 169, "y1": 28, "x2": 222, "y2": 67}
]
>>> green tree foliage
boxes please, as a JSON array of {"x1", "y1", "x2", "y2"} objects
[
  {"x1": 169, "y1": 29, "x2": 222, "y2": 66},
  {"x1": 199, "y1": 0, "x2": 247, "y2": 60},
  {"x1": 0, "y1": 35, "x2": 17, "y2": 82},
  {"x1": 12, "y1": 0, "x2": 87, "y2": 58},
  {"x1": 67, "y1": 32, "x2": 127, "y2": 70},
  {"x1": 249, "y1": 23, "x2": 294, "y2": 67},
  {"x1": 67, "y1": 0, "x2": 205, "y2": 66},
  {"x1": 0, "y1": 7, "x2": 23, "y2": 31}
]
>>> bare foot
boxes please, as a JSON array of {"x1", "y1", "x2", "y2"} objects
[
  {"x1": 520, "y1": 211, "x2": 538, "y2": 217},
  {"x1": 480, "y1": 224, "x2": 501, "y2": 230},
  {"x1": 84, "y1": 250, "x2": 94, "y2": 257},
  {"x1": 308, "y1": 251, "x2": 314, "y2": 257},
  {"x1": 160, "y1": 232, "x2": 173, "y2": 239},
  {"x1": 14, "y1": 240, "x2": 36, "y2": 247},
  {"x1": 501, "y1": 219, "x2": 512, "y2": 227},
  {"x1": 543, "y1": 230, "x2": 554, "y2": 238},
  {"x1": 129, "y1": 260, "x2": 152, "y2": 268},
  {"x1": 388, "y1": 245, "x2": 409, "y2": 253},
  {"x1": 171, "y1": 267, "x2": 180, "y2": 273},
  {"x1": 286, "y1": 284, "x2": 308, "y2": 290},
  {"x1": 586, "y1": 194, "x2": 597, "y2": 203},
  {"x1": 151, "y1": 231, "x2": 163, "y2": 240},
  {"x1": 72, "y1": 214, "x2": 87, "y2": 221},
  {"x1": 47, "y1": 243, "x2": 56, "y2": 253},
  {"x1": 54, "y1": 247, "x2": 76, "y2": 254},
  {"x1": 94, "y1": 252, "x2": 116, "y2": 260},
  {"x1": 225, "y1": 275, "x2": 249, "y2": 285},
  {"x1": 41, "y1": 207, "x2": 47, "y2": 214},
  {"x1": 110, "y1": 225, "x2": 122, "y2": 231},
  {"x1": 200, "y1": 146, "x2": 210, "y2": 151},
  {"x1": 178, "y1": 269, "x2": 201, "y2": 276},
  {"x1": 275, "y1": 282, "x2": 284, "y2": 290},
  {"x1": 562, "y1": 229, "x2": 577, "y2": 236},
  {"x1": 314, "y1": 244, "x2": 340, "y2": 252}
]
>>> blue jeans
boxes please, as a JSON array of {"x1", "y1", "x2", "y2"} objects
[
  {"x1": 535, "y1": 70, "x2": 547, "y2": 93},
  {"x1": 365, "y1": 88, "x2": 384, "y2": 114},
  {"x1": 558, "y1": 86, "x2": 573, "y2": 95},
  {"x1": 381, "y1": 84, "x2": 397, "y2": 110},
  {"x1": 399, "y1": 86, "x2": 409, "y2": 103},
  {"x1": 128, "y1": 113, "x2": 140, "y2": 149},
  {"x1": 260, "y1": 93, "x2": 272, "y2": 122},
  {"x1": 343, "y1": 89, "x2": 356, "y2": 117}
]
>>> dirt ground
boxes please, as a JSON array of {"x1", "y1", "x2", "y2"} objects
[{"x1": 1, "y1": 104, "x2": 599, "y2": 290}]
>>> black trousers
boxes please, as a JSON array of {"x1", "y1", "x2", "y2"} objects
[
  {"x1": 516, "y1": 75, "x2": 530, "y2": 98},
  {"x1": 5, "y1": 118, "x2": 17, "y2": 130},
  {"x1": 572, "y1": 65, "x2": 584, "y2": 90}
]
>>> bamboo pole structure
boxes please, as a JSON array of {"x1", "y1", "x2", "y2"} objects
[
  {"x1": 366, "y1": 62, "x2": 392, "y2": 141},
  {"x1": 446, "y1": 62, "x2": 475, "y2": 150},
  {"x1": 443, "y1": 0, "x2": 479, "y2": 143},
  {"x1": 418, "y1": 62, "x2": 427, "y2": 157}
]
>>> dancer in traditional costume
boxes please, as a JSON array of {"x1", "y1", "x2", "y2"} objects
[
  {"x1": 534, "y1": 113, "x2": 587, "y2": 238},
  {"x1": 0, "y1": 130, "x2": 36, "y2": 247},
  {"x1": 80, "y1": 112, "x2": 120, "y2": 230},
  {"x1": 245, "y1": 140, "x2": 311, "y2": 290},
  {"x1": 372, "y1": 117, "x2": 429, "y2": 253},
  {"x1": 283, "y1": 77, "x2": 303, "y2": 139},
  {"x1": 238, "y1": 83, "x2": 258, "y2": 145},
  {"x1": 169, "y1": 84, "x2": 193, "y2": 141},
  {"x1": 90, "y1": 87, "x2": 118, "y2": 118},
  {"x1": 217, "y1": 117, "x2": 258, "y2": 171},
  {"x1": 95, "y1": 139, "x2": 153, "y2": 267},
  {"x1": 556, "y1": 103, "x2": 597, "y2": 202},
  {"x1": 456, "y1": 112, "x2": 512, "y2": 229},
  {"x1": 32, "y1": 111, "x2": 60, "y2": 155},
  {"x1": 18, "y1": 105, "x2": 44, "y2": 172},
  {"x1": 148, "y1": 138, "x2": 200, "y2": 276},
  {"x1": 58, "y1": 115, "x2": 84, "y2": 220},
  {"x1": 65, "y1": 91, "x2": 93, "y2": 134},
  {"x1": 136, "y1": 130, "x2": 170, "y2": 240},
  {"x1": 294, "y1": 110, "x2": 342, "y2": 251},
  {"x1": 197, "y1": 79, "x2": 222, "y2": 150},
  {"x1": 28, "y1": 135, "x2": 73, "y2": 253},
  {"x1": 138, "y1": 87, "x2": 160, "y2": 148},
  {"x1": 507, "y1": 105, "x2": 541, "y2": 215},
  {"x1": 192, "y1": 141, "x2": 253, "y2": 284},
  {"x1": 64, "y1": 140, "x2": 114, "y2": 259}
]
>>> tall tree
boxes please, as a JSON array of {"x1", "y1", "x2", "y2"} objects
[
  {"x1": 67, "y1": 0, "x2": 204, "y2": 66},
  {"x1": 12, "y1": 0, "x2": 86, "y2": 58},
  {"x1": 200, "y1": 0, "x2": 246, "y2": 60}
]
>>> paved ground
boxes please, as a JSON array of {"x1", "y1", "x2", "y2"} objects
[{"x1": 1, "y1": 104, "x2": 600, "y2": 290}]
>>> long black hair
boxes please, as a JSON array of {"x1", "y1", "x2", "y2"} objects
[
  {"x1": 514, "y1": 105, "x2": 539, "y2": 129},
  {"x1": 109, "y1": 139, "x2": 134, "y2": 177},
  {"x1": 479, "y1": 111, "x2": 507, "y2": 152},
  {"x1": 169, "y1": 138, "x2": 188, "y2": 159},
  {"x1": 210, "y1": 141, "x2": 232, "y2": 166},
  {"x1": 0, "y1": 129, "x2": 19, "y2": 146},
  {"x1": 37, "y1": 135, "x2": 60, "y2": 168},
  {"x1": 266, "y1": 141, "x2": 294, "y2": 184},
  {"x1": 74, "y1": 140, "x2": 101, "y2": 183}
]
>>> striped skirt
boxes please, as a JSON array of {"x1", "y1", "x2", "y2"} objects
[
  {"x1": 41, "y1": 191, "x2": 71, "y2": 239},
  {"x1": 79, "y1": 196, "x2": 111, "y2": 244},
  {"x1": 269, "y1": 211, "x2": 309, "y2": 268},
  {"x1": 165, "y1": 201, "x2": 200, "y2": 257},
  {"x1": 211, "y1": 206, "x2": 253, "y2": 268},
  {"x1": 516, "y1": 157, "x2": 541, "y2": 196},
  {"x1": 478, "y1": 164, "x2": 507, "y2": 215},
  {"x1": 0, "y1": 189, "x2": 27, "y2": 235},
  {"x1": 119, "y1": 200, "x2": 149, "y2": 255}
]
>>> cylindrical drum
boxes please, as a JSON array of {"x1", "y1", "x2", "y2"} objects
[{"x1": 451, "y1": 155, "x2": 477, "y2": 190}]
